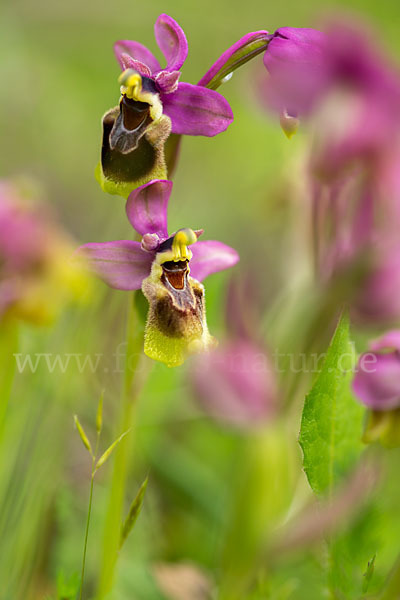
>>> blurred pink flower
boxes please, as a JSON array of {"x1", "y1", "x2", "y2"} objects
[
  {"x1": 287, "y1": 23, "x2": 400, "y2": 326},
  {"x1": 353, "y1": 331, "x2": 400, "y2": 411},
  {"x1": 351, "y1": 242, "x2": 400, "y2": 324},
  {"x1": 262, "y1": 27, "x2": 327, "y2": 119},
  {"x1": 190, "y1": 277, "x2": 277, "y2": 429},
  {"x1": 310, "y1": 23, "x2": 400, "y2": 179},
  {"x1": 262, "y1": 21, "x2": 400, "y2": 164},
  {"x1": 0, "y1": 181, "x2": 87, "y2": 324},
  {"x1": 191, "y1": 339, "x2": 277, "y2": 429}
]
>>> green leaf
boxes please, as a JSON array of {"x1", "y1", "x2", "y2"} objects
[
  {"x1": 94, "y1": 429, "x2": 130, "y2": 472},
  {"x1": 362, "y1": 555, "x2": 376, "y2": 593},
  {"x1": 299, "y1": 312, "x2": 364, "y2": 497},
  {"x1": 120, "y1": 477, "x2": 148, "y2": 549},
  {"x1": 74, "y1": 415, "x2": 93, "y2": 456}
]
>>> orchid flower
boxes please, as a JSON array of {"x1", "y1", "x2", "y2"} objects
[
  {"x1": 77, "y1": 179, "x2": 239, "y2": 367},
  {"x1": 98, "y1": 14, "x2": 234, "y2": 197},
  {"x1": 114, "y1": 14, "x2": 234, "y2": 136}
]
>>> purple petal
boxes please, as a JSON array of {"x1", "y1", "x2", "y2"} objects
[
  {"x1": 119, "y1": 53, "x2": 152, "y2": 77},
  {"x1": 265, "y1": 27, "x2": 326, "y2": 66},
  {"x1": 114, "y1": 40, "x2": 161, "y2": 74},
  {"x1": 353, "y1": 352, "x2": 400, "y2": 411},
  {"x1": 155, "y1": 70, "x2": 180, "y2": 93},
  {"x1": 126, "y1": 180, "x2": 172, "y2": 238},
  {"x1": 161, "y1": 82, "x2": 233, "y2": 136},
  {"x1": 154, "y1": 13, "x2": 188, "y2": 71},
  {"x1": 370, "y1": 330, "x2": 400, "y2": 353},
  {"x1": 262, "y1": 27, "x2": 327, "y2": 116},
  {"x1": 189, "y1": 240, "x2": 239, "y2": 282},
  {"x1": 191, "y1": 339, "x2": 277, "y2": 429},
  {"x1": 198, "y1": 30, "x2": 270, "y2": 88},
  {"x1": 76, "y1": 241, "x2": 153, "y2": 290}
]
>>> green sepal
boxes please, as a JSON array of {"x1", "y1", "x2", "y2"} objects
[{"x1": 203, "y1": 32, "x2": 271, "y2": 91}]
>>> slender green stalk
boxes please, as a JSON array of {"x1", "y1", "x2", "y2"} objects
[
  {"x1": 0, "y1": 320, "x2": 18, "y2": 435},
  {"x1": 79, "y1": 473, "x2": 94, "y2": 600},
  {"x1": 97, "y1": 293, "x2": 145, "y2": 598},
  {"x1": 79, "y1": 433, "x2": 100, "y2": 600}
]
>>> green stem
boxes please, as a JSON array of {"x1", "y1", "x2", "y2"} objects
[
  {"x1": 79, "y1": 473, "x2": 94, "y2": 600},
  {"x1": 0, "y1": 320, "x2": 18, "y2": 435},
  {"x1": 97, "y1": 293, "x2": 144, "y2": 598},
  {"x1": 79, "y1": 434, "x2": 100, "y2": 600},
  {"x1": 205, "y1": 34, "x2": 270, "y2": 91}
]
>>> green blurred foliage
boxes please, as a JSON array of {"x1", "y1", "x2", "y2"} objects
[{"x1": 1, "y1": 0, "x2": 400, "y2": 599}]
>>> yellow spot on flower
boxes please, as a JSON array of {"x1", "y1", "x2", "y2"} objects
[
  {"x1": 156, "y1": 229, "x2": 199, "y2": 265},
  {"x1": 119, "y1": 70, "x2": 142, "y2": 100}
]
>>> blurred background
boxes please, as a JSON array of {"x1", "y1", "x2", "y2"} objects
[{"x1": 2, "y1": 0, "x2": 400, "y2": 598}]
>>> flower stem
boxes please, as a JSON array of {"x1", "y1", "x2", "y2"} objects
[
  {"x1": 97, "y1": 292, "x2": 145, "y2": 598},
  {"x1": 0, "y1": 320, "x2": 18, "y2": 435},
  {"x1": 79, "y1": 433, "x2": 100, "y2": 600},
  {"x1": 79, "y1": 474, "x2": 94, "y2": 600}
]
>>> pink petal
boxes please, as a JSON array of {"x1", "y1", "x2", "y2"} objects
[
  {"x1": 161, "y1": 82, "x2": 233, "y2": 136},
  {"x1": 370, "y1": 330, "x2": 400, "y2": 353},
  {"x1": 126, "y1": 179, "x2": 171, "y2": 238},
  {"x1": 119, "y1": 53, "x2": 152, "y2": 77},
  {"x1": 114, "y1": 40, "x2": 161, "y2": 74},
  {"x1": 189, "y1": 240, "x2": 239, "y2": 282},
  {"x1": 353, "y1": 352, "x2": 400, "y2": 411},
  {"x1": 76, "y1": 240, "x2": 153, "y2": 290},
  {"x1": 154, "y1": 13, "x2": 188, "y2": 71},
  {"x1": 155, "y1": 69, "x2": 180, "y2": 93}
]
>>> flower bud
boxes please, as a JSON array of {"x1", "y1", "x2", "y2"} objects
[{"x1": 353, "y1": 331, "x2": 400, "y2": 447}]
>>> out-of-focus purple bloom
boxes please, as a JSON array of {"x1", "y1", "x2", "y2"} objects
[
  {"x1": 310, "y1": 24, "x2": 400, "y2": 180},
  {"x1": 262, "y1": 22, "x2": 400, "y2": 157},
  {"x1": 262, "y1": 27, "x2": 327, "y2": 119},
  {"x1": 351, "y1": 242, "x2": 400, "y2": 325},
  {"x1": 313, "y1": 174, "x2": 400, "y2": 324},
  {"x1": 313, "y1": 174, "x2": 375, "y2": 282},
  {"x1": 114, "y1": 14, "x2": 233, "y2": 137},
  {"x1": 353, "y1": 330, "x2": 400, "y2": 447},
  {"x1": 190, "y1": 277, "x2": 277, "y2": 429},
  {"x1": 353, "y1": 331, "x2": 400, "y2": 411},
  {"x1": 77, "y1": 179, "x2": 239, "y2": 367},
  {"x1": 0, "y1": 181, "x2": 88, "y2": 324},
  {"x1": 293, "y1": 23, "x2": 400, "y2": 328},
  {"x1": 191, "y1": 339, "x2": 277, "y2": 429}
]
